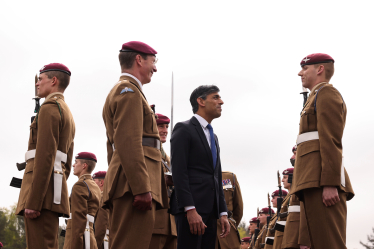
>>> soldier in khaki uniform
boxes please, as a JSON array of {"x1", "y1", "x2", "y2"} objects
[
  {"x1": 93, "y1": 171, "x2": 110, "y2": 249},
  {"x1": 216, "y1": 171, "x2": 243, "y2": 249},
  {"x1": 14, "y1": 63, "x2": 75, "y2": 249},
  {"x1": 247, "y1": 217, "x2": 258, "y2": 249},
  {"x1": 150, "y1": 113, "x2": 177, "y2": 249},
  {"x1": 241, "y1": 237, "x2": 251, "y2": 249},
  {"x1": 264, "y1": 190, "x2": 287, "y2": 249},
  {"x1": 291, "y1": 53, "x2": 355, "y2": 249},
  {"x1": 102, "y1": 41, "x2": 168, "y2": 248},
  {"x1": 64, "y1": 152, "x2": 101, "y2": 249},
  {"x1": 254, "y1": 207, "x2": 274, "y2": 249},
  {"x1": 277, "y1": 166, "x2": 310, "y2": 249}
]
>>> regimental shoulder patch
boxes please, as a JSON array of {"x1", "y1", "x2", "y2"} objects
[
  {"x1": 222, "y1": 179, "x2": 233, "y2": 189},
  {"x1": 120, "y1": 87, "x2": 135, "y2": 94}
]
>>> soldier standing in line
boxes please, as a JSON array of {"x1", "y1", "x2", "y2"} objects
[
  {"x1": 63, "y1": 152, "x2": 101, "y2": 249},
  {"x1": 15, "y1": 63, "x2": 75, "y2": 249},
  {"x1": 216, "y1": 171, "x2": 243, "y2": 249},
  {"x1": 291, "y1": 53, "x2": 354, "y2": 249},
  {"x1": 93, "y1": 171, "x2": 110, "y2": 249},
  {"x1": 278, "y1": 167, "x2": 310, "y2": 249},
  {"x1": 264, "y1": 190, "x2": 288, "y2": 249},
  {"x1": 248, "y1": 217, "x2": 258, "y2": 249},
  {"x1": 254, "y1": 207, "x2": 274, "y2": 249},
  {"x1": 241, "y1": 237, "x2": 251, "y2": 249},
  {"x1": 149, "y1": 113, "x2": 177, "y2": 249},
  {"x1": 102, "y1": 41, "x2": 168, "y2": 248}
]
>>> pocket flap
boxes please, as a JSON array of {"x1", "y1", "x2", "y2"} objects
[
  {"x1": 143, "y1": 146, "x2": 161, "y2": 162},
  {"x1": 298, "y1": 139, "x2": 320, "y2": 157},
  {"x1": 25, "y1": 160, "x2": 34, "y2": 173}
]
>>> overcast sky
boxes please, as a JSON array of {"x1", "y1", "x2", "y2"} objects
[{"x1": 1, "y1": 1, "x2": 373, "y2": 248}]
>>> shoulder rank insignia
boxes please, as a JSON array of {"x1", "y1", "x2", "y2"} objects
[
  {"x1": 120, "y1": 87, "x2": 135, "y2": 94},
  {"x1": 222, "y1": 179, "x2": 233, "y2": 189}
]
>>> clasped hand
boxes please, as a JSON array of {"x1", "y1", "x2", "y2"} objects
[{"x1": 133, "y1": 192, "x2": 152, "y2": 211}]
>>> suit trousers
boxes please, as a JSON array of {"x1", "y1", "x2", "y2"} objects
[
  {"x1": 109, "y1": 193, "x2": 157, "y2": 249},
  {"x1": 24, "y1": 209, "x2": 59, "y2": 249},
  {"x1": 175, "y1": 212, "x2": 217, "y2": 249},
  {"x1": 300, "y1": 188, "x2": 347, "y2": 249},
  {"x1": 149, "y1": 234, "x2": 177, "y2": 249}
]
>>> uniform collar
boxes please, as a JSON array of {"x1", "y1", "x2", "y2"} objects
[
  {"x1": 310, "y1": 82, "x2": 328, "y2": 95},
  {"x1": 79, "y1": 174, "x2": 92, "y2": 180},
  {"x1": 45, "y1": 92, "x2": 64, "y2": 101},
  {"x1": 121, "y1": 73, "x2": 143, "y2": 91}
]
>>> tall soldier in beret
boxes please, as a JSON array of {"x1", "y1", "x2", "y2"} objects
[
  {"x1": 216, "y1": 171, "x2": 243, "y2": 249},
  {"x1": 149, "y1": 113, "x2": 177, "y2": 249},
  {"x1": 93, "y1": 171, "x2": 110, "y2": 249},
  {"x1": 290, "y1": 53, "x2": 354, "y2": 248},
  {"x1": 15, "y1": 63, "x2": 75, "y2": 249},
  {"x1": 63, "y1": 152, "x2": 101, "y2": 249},
  {"x1": 102, "y1": 41, "x2": 168, "y2": 248}
]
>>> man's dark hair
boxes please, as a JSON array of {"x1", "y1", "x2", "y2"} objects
[
  {"x1": 44, "y1": 71, "x2": 70, "y2": 90},
  {"x1": 190, "y1": 85, "x2": 220, "y2": 113},
  {"x1": 119, "y1": 51, "x2": 148, "y2": 70}
]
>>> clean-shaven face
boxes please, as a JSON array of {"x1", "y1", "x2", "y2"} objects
[
  {"x1": 73, "y1": 159, "x2": 85, "y2": 176},
  {"x1": 298, "y1": 65, "x2": 318, "y2": 90},
  {"x1": 141, "y1": 55, "x2": 157, "y2": 84},
  {"x1": 258, "y1": 213, "x2": 269, "y2": 225},
  {"x1": 202, "y1": 92, "x2": 224, "y2": 119},
  {"x1": 282, "y1": 175, "x2": 291, "y2": 189},
  {"x1": 248, "y1": 222, "x2": 256, "y2": 234},
  {"x1": 157, "y1": 123, "x2": 169, "y2": 143},
  {"x1": 36, "y1": 73, "x2": 54, "y2": 98}
]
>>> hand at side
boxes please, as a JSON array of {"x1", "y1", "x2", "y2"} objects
[
  {"x1": 24, "y1": 209, "x2": 40, "y2": 219},
  {"x1": 219, "y1": 215, "x2": 230, "y2": 238},
  {"x1": 133, "y1": 192, "x2": 152, "y2": 211},
  {"x1": 186, "y1": 209, "x2": 207, "y2": 235}
]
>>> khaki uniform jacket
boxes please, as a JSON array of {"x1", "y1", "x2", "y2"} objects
[
  {"x1": 102, "y1": 76, "x2": 168, "y2": 208},
  {"x1": 152, "y1": 149, "x2": 177, "y2": 236},
  {"x1": 216, "y1": 171, "x2": 243, "y2": 249},
  {"x1": 16, "y1": 92, "x2": 75, "y2": 217},
  {"x1": 254, "y1": 224, "x2": 267, "y2": 249},
  {"x1": 280, "y1": 194, "x2": 309, "y2": 248},
  {"x1": 95, "y1": 192, "x2": 109, "y2": 249},
  {"x1": 264, "y1": 214, "x2": 277, "y2": 249},
  {"x1": 290, "y1": 83, "x2": 354, "y2": 199},
  {"x1": 64, "y1": 174, "x2": 101, "y2": 249}
]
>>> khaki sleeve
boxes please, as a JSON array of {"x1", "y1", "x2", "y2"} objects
[
  {"x1": 95, "y1": 208, "x2": 109, "y2": 247},
  {"x1": 26, "y1": 103, "x2": 61, "y2": 211},
  {"x1": 316, "y1": 87, "x2": 345, "y2": 187},
  {"x1": 113, "y1": 89, "x2": 151, "y2": 195},
  {"x1": 232, "y1": 174, "x2": 243, "y2": 225},
  {"x1": 64, "y1": 141, "x2": 74, "y2": 180},
  {"x1": 71, "y1": 182, "x2": 89, "y2": 249}
]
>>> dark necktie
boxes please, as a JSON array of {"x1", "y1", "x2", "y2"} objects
[{"x1": 207, "y1": 124, "x2": 217, "y2": 169}]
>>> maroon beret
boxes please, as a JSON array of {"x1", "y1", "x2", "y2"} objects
[
  {"x1": 259, "y1": 207, "x2": 275, "y2": 214},
  {"x1": 76, "y1": 152, "x2": 97, "y2": 162},
  {"x1": 120, "y1": 41, "x2": 157, "y2": 55},
  {"x1": 283, "y1": 168, "x2": 294, "y2": 175},
  {"x1": 39, "y1": 63, "x2": 71, "y2": 76},
  {"x1": 300, "y1": 53, "x2": 334, "y2": 66},
  {"x1": 0, "y1": 242, "x2": 3, "y2": 247},
  {"x1": 249, "y1": 217, "x2": 259, "y2": 223},
  {"x1": 241, "y1": 237, "x2": 251, "y2": 242},
  {"x1": 92, "y1": 171, "x2": 106, "y2": 179},
  {"x1": 271, "y1": 189, "x2": 288, "y2": 197},
  {"x1": 156, "y1": 113, "x2": 170, "y2": 125},
  {"x1": 292, "y1": 145, "x2": 297, "y2": 152}
]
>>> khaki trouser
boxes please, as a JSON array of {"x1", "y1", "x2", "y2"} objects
[
  {"x1": 109, "y1": 193, "x2": 157, "y2": 249},
  {"x1": 24, "y1": 209, "x2": 59, "y2": 249},
  {"x1": 301, "y1": 188, "x2": 347, "y2": 249},
  {"x1": 149, "y1": 234, "x2": 177, "y2": 249}
]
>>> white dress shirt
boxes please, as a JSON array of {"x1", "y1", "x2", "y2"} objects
[
  {"x1": 121, "y1": 73, "x2": 143, "y2": 91},
  {"x1": 184, "y1": 114, "x2": 227, "y2": 217}
]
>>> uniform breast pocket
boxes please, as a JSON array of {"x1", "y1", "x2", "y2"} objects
[
  {"x1": 300, "y1": 107, "x2": 316, "y2": 132},
  {"x1": 143, "y1": 105, "x2": 157, "y2": 135}
]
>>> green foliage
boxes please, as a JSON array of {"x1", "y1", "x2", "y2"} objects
[
  {"x1": 360, "y1": 228, "x2": 374, "y2": 249},
  {"x1": 0, "y1": 204, "x2": 26, "y2": 249},
  {"x1": 238, "y1": 220, "x2": 250, "y2": 239}
]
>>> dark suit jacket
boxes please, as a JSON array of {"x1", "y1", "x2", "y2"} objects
[{"x1": 170, "y1": 116, "x2": 227, "y2": 218}]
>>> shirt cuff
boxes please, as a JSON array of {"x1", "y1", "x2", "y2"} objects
[
  {"x1": 220, "y1": 212, "x2": 228, "y2": 217},
  {"x1": 184, "y1": 206, "x2": 195, "y2": 212}
]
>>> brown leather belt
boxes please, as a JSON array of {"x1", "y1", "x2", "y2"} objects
[
  {"x1": 112, "y1": 137, "x2": 161, "y2": 151},
  {"x1": 142, "y1": 137, "x2": 161, "y2": 150}
]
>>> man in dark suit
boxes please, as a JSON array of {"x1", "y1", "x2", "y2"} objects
[{"x1": 170, "y1": 85, "x2": 230, "y2": 249}]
